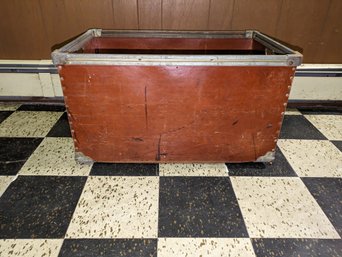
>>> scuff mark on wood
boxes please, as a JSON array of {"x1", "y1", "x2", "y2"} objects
[
  {"x1": 163, "y1": 120, "x2": 195, "y2": 135},
  {"x1": 156, "y1": 134, "x2": 162, "y2": 161},
  {"x1": 252, "y1": 134, "x2": 257, "y2": 160},
  {"x1": 144, "y1": 86, "x2": 148, "y2": 130},
  {"x1": 131, "y1": 137, "x2": 143, "y2": 142},
  {"x1": 232, "y1": 120, "x2": 239, "y2": 126}
]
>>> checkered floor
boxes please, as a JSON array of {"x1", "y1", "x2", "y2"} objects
[{"x1": 0, "y1": 103, "x2": 341, "y2": 257}]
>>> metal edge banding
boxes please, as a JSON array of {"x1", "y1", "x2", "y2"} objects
[
  {"x1": 100, "y1": 29, "x2": 248, "y2": 39},
  {"x1": 64, "y1": 60, "x2": 291, "y2": 66},
  {"x1": 62, "y1": 53, "x2": 291, "y2": 66},
  {"x1": 51, "y1": 30, "x2": 94, "y2": 64},
  {"x1": 253, "y1": 31, "x2": 302, "y2": 66},
  {"x1": 51, "y1": 29, "x2": 303, "y2": 67},
  {"x1": 253, "y1": 31, "x2": 294, "y2": 54},
  {"x1": 59, "y1": 30, "x2": 94, "y2": 52}
]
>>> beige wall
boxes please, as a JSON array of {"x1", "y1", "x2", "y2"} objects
[{"x1": 0, "y1": 0, "x2": 341, "y2": 63}]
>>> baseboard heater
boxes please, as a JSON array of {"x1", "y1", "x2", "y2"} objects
[{"x1": 0, "y1": 62, "x2": 341, "y2": 110}]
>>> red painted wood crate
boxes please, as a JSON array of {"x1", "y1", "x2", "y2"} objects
[{"x1": 52, "y1": 29, "x2": 302, "y2": 163}]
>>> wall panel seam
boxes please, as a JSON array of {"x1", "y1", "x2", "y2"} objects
[{"x1": 137, "y1": 0, "x2": 140, "y2": 29}]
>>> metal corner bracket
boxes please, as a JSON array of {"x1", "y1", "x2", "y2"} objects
[
  {"x1": 75, "y1": 151, "x2": 94, "y2": 165},
  {"x1": 92, "y1": 28, "x2": 102, "y2": 37},
  {"x1": 255, "y1": 151, "x2": 275, "y2": 163}
]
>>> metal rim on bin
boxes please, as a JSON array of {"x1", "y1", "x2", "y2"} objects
[{"x1": 52, "y1": 29, "x2": 302, "y2": 67}]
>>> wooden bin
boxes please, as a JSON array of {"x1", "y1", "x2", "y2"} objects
[{"x1": 52, "y1": 29, "x2": 302, "y2": 163}]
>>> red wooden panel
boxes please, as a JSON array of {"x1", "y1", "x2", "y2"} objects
[{"x1": 59, "y1": 65, "x2": 294, "y2": 163}]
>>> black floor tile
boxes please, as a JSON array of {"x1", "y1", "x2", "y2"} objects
[
  {"x1": 331, "y1": 141, "x2": 342, "y2": 152},
  {"x1": 0, "y1": 138, "x2": 43, "y2": 175},
  {"x1": 226, "y1": 148, "x2": 297, "y2": 176},
  {"x1": 59, "y1": 239, "x2": 157, "y2": 257},
  {"x1": 0, "y1": 176, "x2": 86, "y2": 238},
  {"x1": 0, "y1": 111, "x2": 13, "y2": 124},
  {"x1": 17, "y1": 104, "x2": 65, "y2": 112},
  {"x1": 158, "y1": 177, "x2": 248, "y2": 237},
  {"x1": 298, "y1": 108, "x2": 342, "y2": 115},
  {"x1": 279, "y1": 115, "x2": 327, "y2": 139},
  {"x1": 90, "y1": 163, "x2": 159, "y2": 176},
  {"x1": 46, "y1": 112, "x2": 71, "y2": 137},
  {"x1": 302, "y1": 177, "x2": 342, "y2": 236},
  {"x1": 252, "y1": 238, "x2": 342, "y2": 257}
]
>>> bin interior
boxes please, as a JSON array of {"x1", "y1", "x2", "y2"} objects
[{"x1": 78, "y1": 37, "x2": 272, "y2": 55}]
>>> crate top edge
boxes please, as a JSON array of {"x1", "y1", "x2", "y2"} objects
[{"x1": 52, "y1": 29, "x2": 302, "y2": 67}]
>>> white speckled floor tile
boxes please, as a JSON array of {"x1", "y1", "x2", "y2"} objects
[
  {"x1": 19, "y1": 138, "x2": 92, "y2": 176},
  {"x1": 0, "y1": 111, "x2": 62, "y2": 137},
  {"x1": 231, "y1": 177, "x2": 340, "y2": 238},
  {"x1": 277, "y1": 139, "x2": 342, "y2": 177},
  {"x1": 0, "y1": 176, "x2": 16, "y2": 197},
  {"x1": 0, "y1": 239, "x2": 62, "y2": 257},
  {"x1": 285, "y1": 108, "x2": 302, "y2": 115},
  {"x1": 66, "y1": 176, "x2": 159, "y2": 238},
  {"x1": 0, "y1": 103, "x2": 21, "y2": 111},
  {"x1": 159, "y1": 163, "x2": 228, "y2": 176},
  {"x1": 304, "y1": 115, "x2": 342, "y2": 140},
  {"x1": 158, "y1": 238, "x2": 256, "y2": 257}
]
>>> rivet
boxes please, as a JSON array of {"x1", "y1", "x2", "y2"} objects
[
  {"x1": 281, "y1": 112, "x2": 285, "y2": 115},
  {"x1": 290, "y1": 76, "x2": 294, "y2": 80},
  {"x1": 58, "y1": 66, "x2": 62, "y2": 70},
  {"x1": 60, "y1": 77, "x2": 64, "y2": 81},
  {"x1": 283, "y1": 102, "x2": 287, "y2": 106},
  {"x1": 285, "y1": 94, "x2": 289, "y2": 97}
]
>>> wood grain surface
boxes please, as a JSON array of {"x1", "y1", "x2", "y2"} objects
[
  {"x1": 59, "y1": 65, "x2": 294, "y2": 163},
  {"x1": 0, "y1": 0, "x2": 339, "y2": 62}
]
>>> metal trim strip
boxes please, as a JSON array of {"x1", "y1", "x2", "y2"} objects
[{"x1": 51, "y1": 29, "x2": 303, "y2": 67}]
